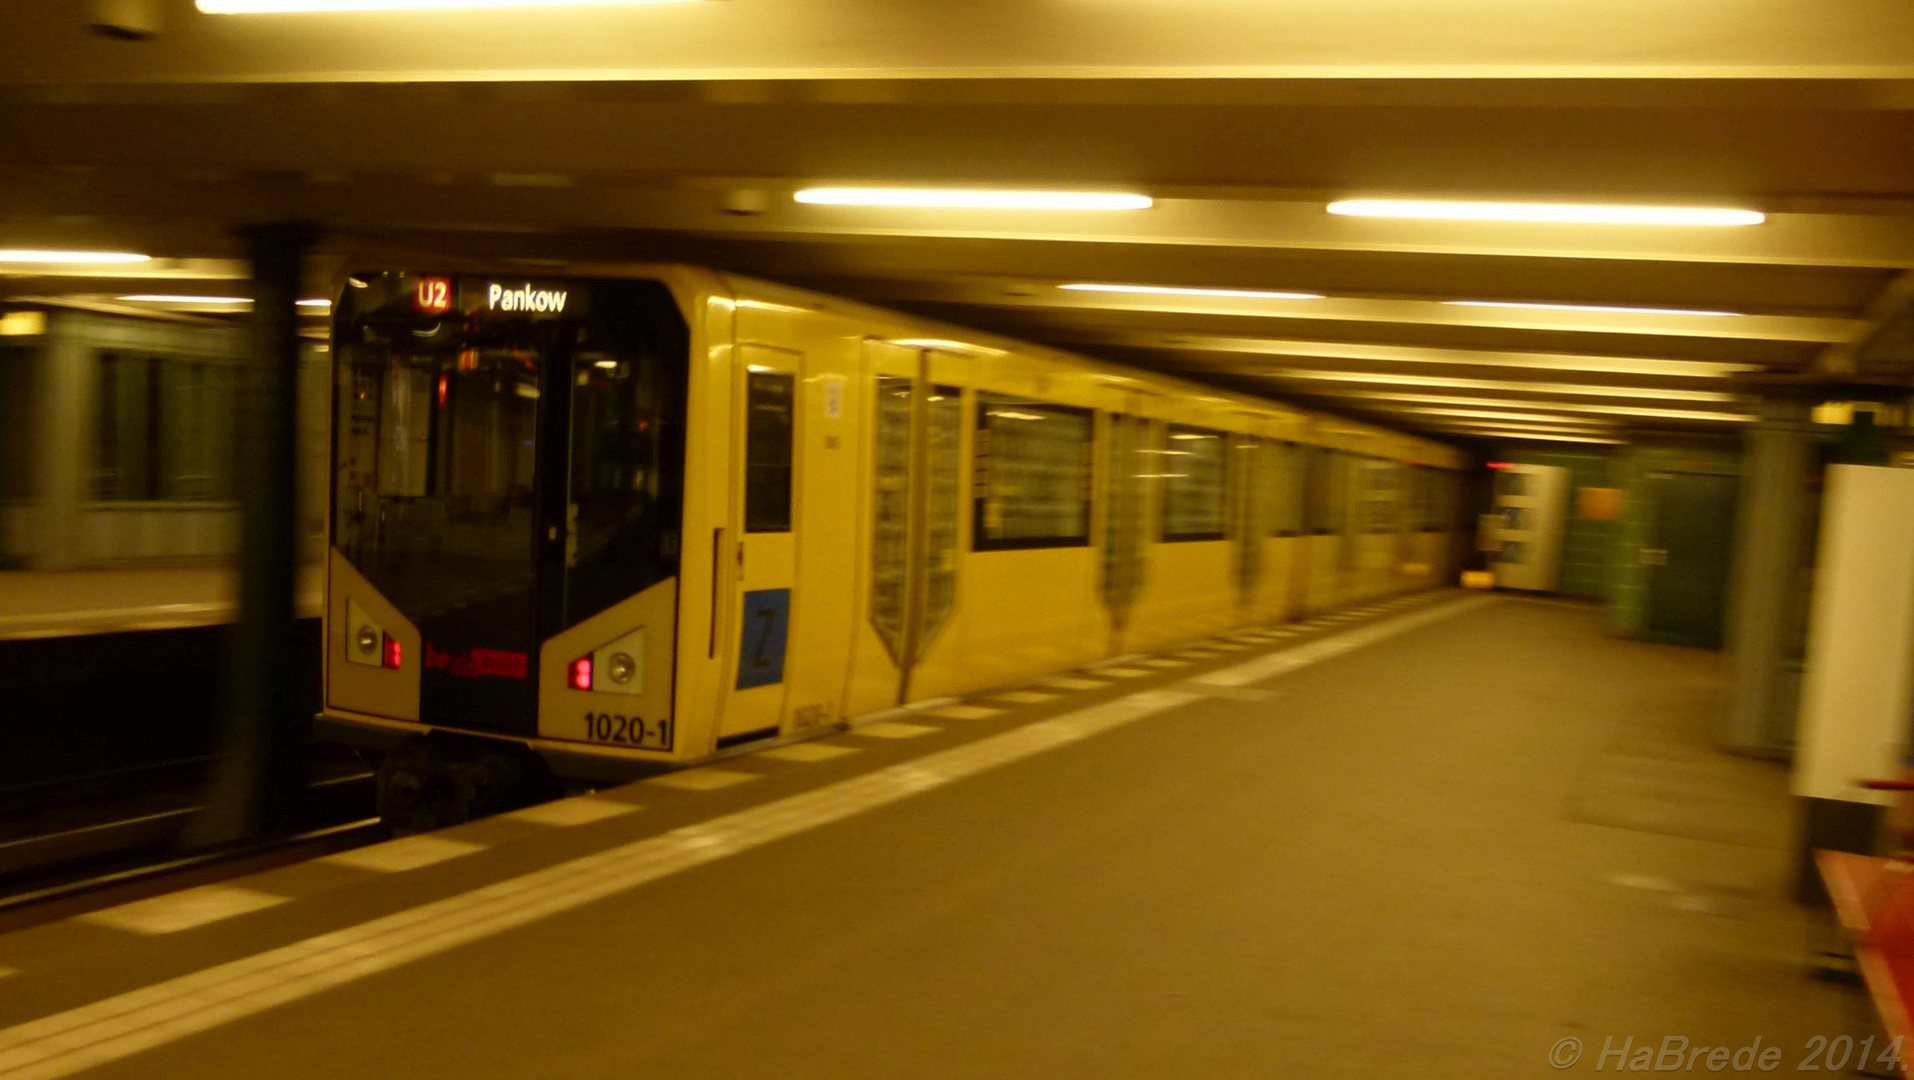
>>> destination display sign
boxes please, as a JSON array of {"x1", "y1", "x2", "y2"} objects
[{"x1": 456, "y1": 278, "x2": 589, "y2": 319}]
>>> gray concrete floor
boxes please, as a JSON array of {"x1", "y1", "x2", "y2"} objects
[{"x1": 40, "y1": 597, "x2": 1863, "y2": 1077}]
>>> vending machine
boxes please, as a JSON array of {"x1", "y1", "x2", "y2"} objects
[{"x1": 1488, "y1": 464, "x2": 1570, "y2": 592}]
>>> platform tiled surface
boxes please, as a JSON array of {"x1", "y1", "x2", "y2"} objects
[{"x1": 0, "y1": 591, "x2": 1849, "y2": 1080}]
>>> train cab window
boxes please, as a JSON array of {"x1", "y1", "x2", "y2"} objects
[
  {"x1": 374, "y1": 361, "x2": 436, "y2": 499},
  {"x1": 563, "y1": 284, "x2": 689, "y2": 628},
  {"x1": 332, "y1": 275, "x2": 689, "y2": 650},
  {"x1": 1496, "y1": 469, "x2": 1529, "y2": 498},
  {"x1": 744, "y1": 371, "x2": 794, "y2": 533},
  {"x1": 1161, "y1": 425, "x2": 1226, "y2": 542},
  {"x1": 973, "y1": 394, "x2": 1092, "y2": 550}
]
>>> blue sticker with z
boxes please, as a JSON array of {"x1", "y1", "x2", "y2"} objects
[{"x1": 735, "y1": 588, "x2": 790, "y2": 689}]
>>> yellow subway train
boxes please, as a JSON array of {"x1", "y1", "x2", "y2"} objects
[{"x1": 317, "y1": 265, "x2": 1468, "y2": 825}]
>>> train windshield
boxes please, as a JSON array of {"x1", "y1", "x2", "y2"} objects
[{"x1": 330, "y1": 274, "x2": 687, "y2": 730}]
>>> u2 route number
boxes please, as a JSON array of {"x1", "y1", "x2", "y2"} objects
[{"x1": 582, "y1": 711, "x2": 672, "y2": 751}]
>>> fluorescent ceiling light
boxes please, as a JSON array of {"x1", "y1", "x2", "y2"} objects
[
  {"x1": 1398, "y1": 407, "x2": 1622, "y2": 427},
  {"x1": 1444, "y1": 300, "x2": 1740, "y2": 318},
  {"x1": 119, "y1": 294, "x2": 249, "y2": 305},
  {"x1": 1166, "y1": 336, "x2": 1752, "y2": 378},
  {"x1": 1062, "y1": 283, "x2": 1322, "y2": 301},
  {"x1": 1445, "y1": 430, "x2": 1627, "y2": 446},
  {"x1": 1429, "y1": 418, "x2": 1619, "y2": 436},
  {"x1": 795, "y1": 188, "x2": 1151, "y2": 211},
  {"x1": 199, "y1": 0, "x2": 699, "y2": 11},
  {"x1": 120, "y1": 295, "x2": 334, "y2": 310},
  {"x1": 1258, "y1": 368, "x2": 1738, "y2": 402},
  {"x1": 893, "y1": 338, "x2": 1006, "y2": 354},
  {"x1": 1326, "y1": 200, "x2": 1763, "y2": 227},
  {"x1": 1335, "y1": 391, "x2": 1752, "y2": 424},
  {"x1": 0, "y1": 250, "x2": 150, "y2": 265}
]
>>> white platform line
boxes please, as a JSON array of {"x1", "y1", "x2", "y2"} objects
[
  {"x1": 321, "y1": 836, "x2": 486, "y2": 874},
  {"x1": 1194, "y1": 594, "x2": 1495, "y2": 688},
  {"x1": 78, "y1": 887, "x2": 288, "y2": 937}
]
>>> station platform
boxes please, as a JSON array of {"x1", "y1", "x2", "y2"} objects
[
  {"x1": 0, "y1": 566, "x2": 324, "y2": 640},
  {"x1": 0, "y1": 593, "x2": 1849, "y2": 1079}
]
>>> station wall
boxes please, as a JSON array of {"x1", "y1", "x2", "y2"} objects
[{"x1": 1497, "y1": 442, "x2": 1742, "y2": 649}]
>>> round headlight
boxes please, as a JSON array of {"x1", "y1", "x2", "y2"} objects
[
  {"x1": 355, "y1": 626, "x2": 380, "y2": 656},
  {"x1": 607, "y1": 652, "x2": 636, "y2": 684}
]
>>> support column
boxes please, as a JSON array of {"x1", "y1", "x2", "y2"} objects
[
  {"x1": 1720, "y1": 396, "x2": 1814, "y2": 754},
  {"x1": 188, "y1": 223, "x2": 313, "y2": 846},
  {"x1": 32, "y1": 317, "x2": 87, "y2": 570}
]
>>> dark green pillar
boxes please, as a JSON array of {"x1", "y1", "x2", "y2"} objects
[
  {"x1": 188, "y1": 222, "x2": 314, "y2": 846},
  {"x1": 1720, "y1": 396, "x2": 1813, "y2": 753}
]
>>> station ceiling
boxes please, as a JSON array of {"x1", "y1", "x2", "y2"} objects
[{"x1": 5, "y1": 1, "x2": 1914, "y2": 447}]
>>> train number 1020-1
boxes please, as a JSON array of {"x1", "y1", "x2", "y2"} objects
[{"x1": 582, "y1": 711, "x2": 672, "y2": 751}]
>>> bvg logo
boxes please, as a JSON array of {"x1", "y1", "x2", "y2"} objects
[{"x1": 424, "y1": 643, "x2": 528, "y2": 680}]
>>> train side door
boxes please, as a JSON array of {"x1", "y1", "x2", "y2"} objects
[
  {"x1": 1101, "y1": 408, "x2": 1151, "y2": 654},
  {"x1": 855, "y1": 343, "x2": 965, "y2": 707},
  {"x1": 717, "y1": 345, "x2": 801, "y2": 743},
  {"x1": 1230, "y1": 433, "x2": 1266, "y2": 613},
  {"x1": 1286, "y1": 444, "x2": 1312, "y2": 619}
]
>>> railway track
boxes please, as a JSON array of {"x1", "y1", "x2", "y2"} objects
[{"x1": 0, "y1": 755, "x2": 384, "y2": 930}]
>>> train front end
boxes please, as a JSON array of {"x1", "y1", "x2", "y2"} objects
[{"x1": 319, "y1": 270, "x2": 697, "y2": 817}]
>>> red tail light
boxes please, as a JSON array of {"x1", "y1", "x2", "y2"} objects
[
  {"x1": 569, "y1": 656, "x2": 593, "y2": 691},
  {"x1": 384, "y1": 637, "x2": 402, "y2": 669}
]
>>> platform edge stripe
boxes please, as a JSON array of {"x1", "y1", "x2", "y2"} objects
[
  {"x1": 1195, "y1": 594, "x2": 1494, "y2": 688},
  {"x1": 0, "y1": 690, "x2": 1199, "y2": 1080}
]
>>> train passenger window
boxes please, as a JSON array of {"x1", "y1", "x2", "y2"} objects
[
  {"x1": 1301, "y1": 445, "x2": 1341, "y2": 535},
  {"x1": 0, "y1": 343, "x2": 34, "y2": 501},
  {"x1": 1101, "y1": 413, "x2": 1149, "y2": 612},
  {"x1": 744, "y1": 371, "x2": 794, "y2": 533},
  {"x1": 1496, "y1": 470, "x2": 1529, "y2": 498},
  {"x1": 1438, "y1": 470, "x2": 1461, "y2": 532},
  {"x1": 1270, "y1": 442, "x2": 1305, "y2": 536},
  {"x1": 870, "y1": 377, "x2": 965, "y2": 661},
  {"x1": 1413, "y1": 466, "x2": 1439, "y2": 531},
  {"x1": 1161, "y1": 425, "x2": 1226, "y2": 542},
  {"x1": 1361, "y1": 459, "x2": 1398, "y2": 534},
  {"x1": 869, "y1": 376, "x2": 912, "y2": 655},
  {"x1": 973, "y1": 394, "x2": 1092, "y2": 551},
  {"x1": 93, "y1": 352, "x2": 237, "y2": 503},
  {"x1": 922, "y1": 386, "x2": 963, "y2": 634}
]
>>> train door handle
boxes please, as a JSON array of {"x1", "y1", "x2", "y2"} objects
[{"x1": 708, "y1": 527, "x2": 725, "y2": 659}]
